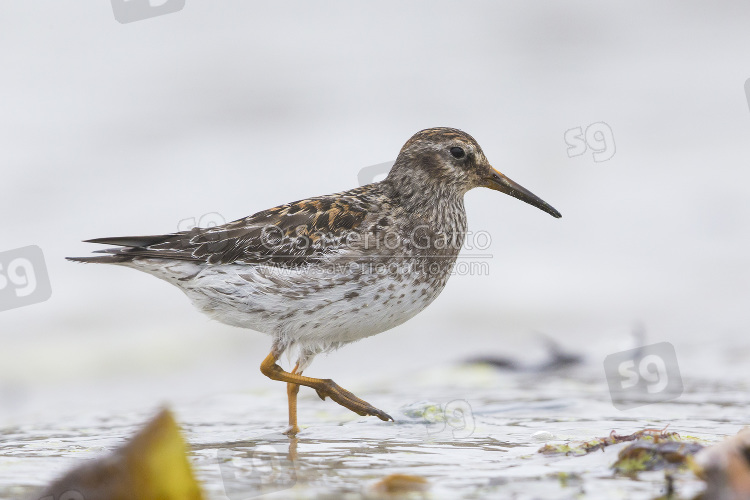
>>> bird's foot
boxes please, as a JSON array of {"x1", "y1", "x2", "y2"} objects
[
  {"x1": 314, "y1": 379, "x2": 393, "y2": 422},
  {"x1": 283, "y1": 424, "x2": 301, "y2": 437}
]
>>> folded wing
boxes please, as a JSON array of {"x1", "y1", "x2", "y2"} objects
[{"x1": 68, "y1": 195, "x2": 370, "y2": 269}]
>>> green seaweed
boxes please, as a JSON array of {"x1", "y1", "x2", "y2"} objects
[{"x1": 613, "y1": 440, "x2": 704, "y2": 475}]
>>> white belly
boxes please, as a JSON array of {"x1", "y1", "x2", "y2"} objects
[{"x1": 129, "y1": 259, "x2": 449, "y2": 353}]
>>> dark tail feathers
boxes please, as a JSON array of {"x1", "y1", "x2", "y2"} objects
[{"x1": 67, "y1": 234, "x2": 177, "y2": 264}]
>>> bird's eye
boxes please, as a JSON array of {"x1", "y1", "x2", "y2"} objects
[{"x1": 450, "y1": 147, "x2": 465, "y2": 159}]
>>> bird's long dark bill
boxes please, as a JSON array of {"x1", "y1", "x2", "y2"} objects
[{"x1": 486, "y1": 168, "x2": 562, "y2": 218}]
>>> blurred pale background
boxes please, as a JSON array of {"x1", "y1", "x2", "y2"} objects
[{"x1": 1, "y1": 1, "x2": 749, "y2": 424}]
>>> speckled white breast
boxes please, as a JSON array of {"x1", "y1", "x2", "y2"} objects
[{"x1": 128, "y1": 256, "x2": 455, "y2": 355}]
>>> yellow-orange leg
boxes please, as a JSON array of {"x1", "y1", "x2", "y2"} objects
[
  {"x1": 260, "y1": 351, "x2": 393, "y2": 426},
  {"x1": 285, "y1": 363, "x2": 301, "y2": 437}
]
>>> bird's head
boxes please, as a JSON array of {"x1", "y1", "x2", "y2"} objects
[{"x1": 386, "y1": 127, "x2": 561, "y2": 218}]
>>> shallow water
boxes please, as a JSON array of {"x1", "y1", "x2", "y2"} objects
[{"x1": 2, "y1": 357, "x2": 746, "y2": 500}]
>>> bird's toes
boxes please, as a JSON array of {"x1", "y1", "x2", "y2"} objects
[
  {"x1": 357, "y1": 403, "x2": 393, "y2": 422},
  {"x1": 313, "y1": 380, "x2": 392, "y2": 422},
  {"x1": 372, "y1": 408, "x2": 394, "y2": 422}
]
